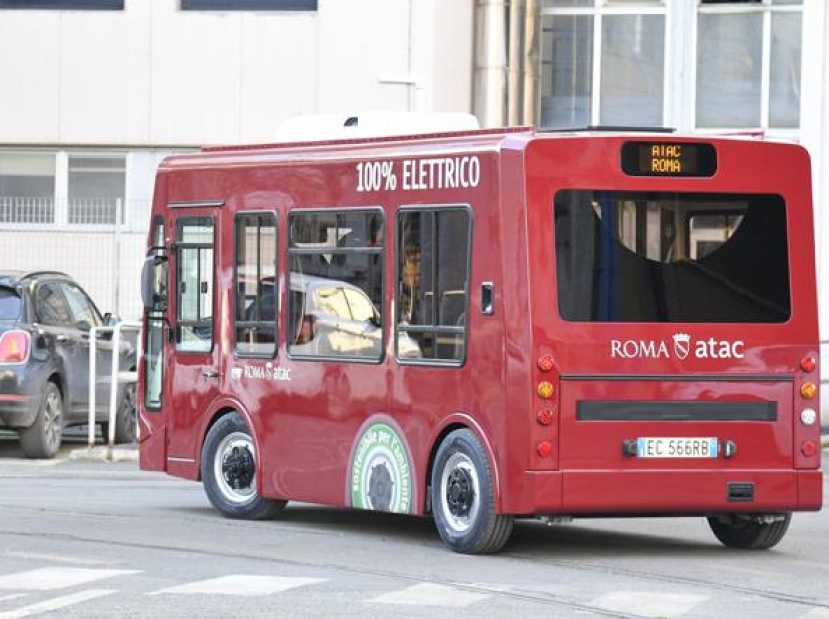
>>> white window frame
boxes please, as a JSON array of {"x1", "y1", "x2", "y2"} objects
[
  {"x1": 692, "y1": 0, "x2": 804, "y2": 139},
  {"x1": 540, "y1": 1, "x2": 669, "y2": 128}
]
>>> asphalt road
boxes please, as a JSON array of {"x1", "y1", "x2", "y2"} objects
[{"x1": 0, "y1": 436, "x2": 828, "y2": 618}]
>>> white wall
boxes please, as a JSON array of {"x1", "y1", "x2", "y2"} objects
[
  {"x1": 0, "y1": 0, "x2": 474, "y2": 147},
  {"x1": 801, "y1": 0, "x2": 828, "y2": 409}
]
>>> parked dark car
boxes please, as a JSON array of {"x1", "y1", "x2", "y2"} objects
[{"x1": 0, "y1": 270, "x2": 136, "y2": 458}]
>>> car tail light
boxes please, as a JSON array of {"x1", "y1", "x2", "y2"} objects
[{"x1": 0, "y1": 330, "x2": 30, "y2": 363}]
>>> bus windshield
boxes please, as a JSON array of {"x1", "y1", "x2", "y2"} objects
[{"x1": 554, "y1": 191, "x2": 790, "y2": 323}]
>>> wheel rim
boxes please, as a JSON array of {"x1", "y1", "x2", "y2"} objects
[
  {"x1": 44, "y1": 389, "x2": 62, "y2": 451},
  {"x1": 439, "y1": 452, "x2": 480, "y2": 533},
  {"x1": 214, "y1": 432, "x2": 257, "y2": 505}
]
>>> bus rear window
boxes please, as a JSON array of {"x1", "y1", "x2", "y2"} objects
[
  {"x1": 554, "y1": 191, "x2": 790, "y2": 323},
  {"x1": 0, "y1": 287, "x2": 21, "y2": 321}
]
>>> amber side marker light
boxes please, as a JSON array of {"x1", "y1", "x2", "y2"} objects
[
  {"x1": 800, "y1": 382, "x2": 817, "y2": 399},
  {"x1": 537, "y1": 381, "x2": 555, "y2": 399},
  {"x1": 801, "y1": 356, "x2": 817, "y2": 373}
]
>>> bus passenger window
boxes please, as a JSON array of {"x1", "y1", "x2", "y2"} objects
[
  {"x1": 234, "y1": 212, "x2": 277, "y2": 357},
  {"x1": 175, "y1": 217, "x2": 214, "y2": 352},
  {"x1": 396, "y1": 207, "x2": 471, "y2": 362},
  {"x1": 287, "y1": 210, "x2": 384, "y2": 360}
]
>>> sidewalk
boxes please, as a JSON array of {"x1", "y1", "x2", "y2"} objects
[{"x1": 69, "y1": 444, "x2": 138, "y2": 462}]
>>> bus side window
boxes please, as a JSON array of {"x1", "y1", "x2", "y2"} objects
[
  {"x1": 396, "y1": 207, "x2": 471, "y2": 363},
  {"x1": 234, "y1": 212, "x2": 277, "y2": 357},
  {"x1": 287, "y1": 209, "x2": 384, "y2": 360}
]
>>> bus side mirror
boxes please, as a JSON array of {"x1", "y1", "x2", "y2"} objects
[{"x1": 141, "y1": 254, "x2": 168, "y2": 313}]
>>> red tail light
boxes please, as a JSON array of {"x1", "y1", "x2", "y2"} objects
[{"x1": 0, "y1": 330, "x2": 30, "y2": 363}]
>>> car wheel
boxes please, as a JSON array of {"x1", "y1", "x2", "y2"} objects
[
  {"x1": 431, "y1": 428, "x2": 513, "y2": 554},
  {"x1": 201, "y1": 412, "x2": 286, "y2": 520},
  {"x1": 20, "y1": 382, "x2": 63, "y2": 459},
  {"x1": 113, "y1": 383, "x2": 137, "y2": 444},
  {"x1": 707, "y1": 513, "x2": 792, "y2": 550}
]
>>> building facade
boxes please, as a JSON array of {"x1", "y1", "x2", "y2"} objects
[{"x1": 0, "y1": 0, "x2": 826, "y2": 379}]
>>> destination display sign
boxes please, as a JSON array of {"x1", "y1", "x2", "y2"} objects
[{"x1": 621, "y1": 142, "x2": 717, "y2": 177}]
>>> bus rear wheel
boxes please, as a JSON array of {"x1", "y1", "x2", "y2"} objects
[
  {"x1": 707, "y1": 513, "x2": 791, "y2": 550},
  {"x1": 201, "y1": 412, "x2": 286, "y2": 520},
  {"x1": 431, "y1": 429, "x2": 513, "y2": 554}
]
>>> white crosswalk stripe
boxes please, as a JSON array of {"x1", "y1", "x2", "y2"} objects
[
  {"x1": 150, "y1": 575, "x2": 326, "y2": 596},
  {"x1": 0, "y1": 568, "x2": 139, "y2": 591},
  {"x1": 591, "y1": 591, "x2": 709, "y2": 617},
  {"x1": 0, "y1": 589, "x2": 115, "y2": 619},
  {"x1": 367, "y1": 583, "x2": 489, "y2": 607}
]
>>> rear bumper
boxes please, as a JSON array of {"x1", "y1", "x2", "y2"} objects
[
  {"x1": 510, "y1": 469, "x2": 823, "y2": 515},
  {"x1": 0, "y1": 368, "x2": 39, "y2": 428}
]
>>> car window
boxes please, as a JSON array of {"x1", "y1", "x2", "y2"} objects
[
  {"x1": 0, "y1": 287, "x2": 21, "y2": 321},
  {"x1": 313, "y1": 286, "x2": 350, "y2": 319},
  {"x1": 36, "y1": 283, "x2": 73, "y2": 327},
  {"x1": 344, "y1": 288, "x2": 375, "y2": 322},
  {"x1": 61, "y1": 283, "x2": 102, "y2": 328}
]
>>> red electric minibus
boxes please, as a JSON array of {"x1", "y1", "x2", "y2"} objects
[{"x1": 139, "y1": 124, "x2": 821, "y2": 554}]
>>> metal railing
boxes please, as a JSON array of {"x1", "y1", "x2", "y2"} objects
[{"x1": 87, "y1": 321, "x2": 142, "y2": 452}]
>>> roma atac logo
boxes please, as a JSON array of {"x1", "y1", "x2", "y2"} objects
[
  {"x1": 672, "y1": 332, "x2": 691, "y2": 360},
  {"x1": 611, "y1": 333, "x2": 745, "y2": 360}
]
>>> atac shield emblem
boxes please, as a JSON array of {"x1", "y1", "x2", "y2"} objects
[{"x1": 673, "y1": 333, "x2": 691, "y2": 360}]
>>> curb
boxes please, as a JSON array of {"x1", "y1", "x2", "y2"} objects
[{"x1": 69, "y1": 445, "x2": 138, "y2": 463}]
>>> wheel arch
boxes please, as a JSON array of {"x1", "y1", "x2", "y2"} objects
[
  {"x1": 196, "y1": 397, "x2": 259, "y2": 484},
  {"x1": 425, "y1": 414, "x2": 502, "y2": 515}
]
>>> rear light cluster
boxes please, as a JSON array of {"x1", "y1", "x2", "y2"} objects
[
  {"x1": 0, "y1": 330, "x2": 30, "y2": 364},
  {"x1": 535, "y1": 354, "x2": 557, "y2": 459},
  {"x1": 797, "y1": 354, "x2": 819, "y2": 459}
]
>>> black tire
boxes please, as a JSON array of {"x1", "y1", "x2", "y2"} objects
[
  {"x1": 201, "y1": 412, "x2": 286, "y2": 520},
  {"x1": 708, "y1": 513, "x2": 792, "y2": 550},
  {"x1": 20, "y1": 382, "x2": 63, "y2": 459},
  {"x1": 113, "y1": 383, "x2": 137, "y2": 444},
  {"x1": 431, "y1": 428, "x2": 514, "y2": 554}
]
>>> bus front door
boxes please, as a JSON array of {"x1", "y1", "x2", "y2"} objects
[{"x1": 167, "y1": 210, "x2": 221, "y2": 475}]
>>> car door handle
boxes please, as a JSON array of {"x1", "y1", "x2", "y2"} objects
[{"x1": 202, "y1": 368, "x2": 219, "y2": 379}]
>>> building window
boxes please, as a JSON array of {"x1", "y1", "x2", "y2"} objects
[
  {"x1": 234, "y1": 212, "x2": 277, "y2": 358},
  {"x1": 540, "y1": 1, "x2": 666, "y2": 129},
  {"x1": 68, "y1": 156, "x2": 126, "y2": 225},
  {"x1": 181, "y1": 0, "x2": 317, "y2": 10},
  {"x1": 0, "y1": 0, "x2": 123, "y2": 8},
  {"x1": 696, "y1": 0, "x2": 802, "y2": 130},
  {"x1": 0, "y1": 154, "x2": 55, "y2": 224},
  {"x1": 396, "y1": 207, "x2": 471, "y2": 363}
]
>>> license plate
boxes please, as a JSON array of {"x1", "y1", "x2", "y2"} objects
[{"x1": 637, "y1": 437, "x2": 718, "y2": 459}]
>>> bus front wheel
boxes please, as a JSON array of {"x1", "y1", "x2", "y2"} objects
[
  {"x1": 707, "y1": 513, "x2": 791, "y2": 550},
  {"x1": 201, "y1": 412, "x2": 286, "y2": 520},
  {"x1": 431, "y1": 429, "x2": 513, "y2": 554}
]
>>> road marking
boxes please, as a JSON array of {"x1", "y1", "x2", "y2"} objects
[
  {"x1": 800, "y1": 609, "x2": 829, "y2": 619},
  {"x1": 0, "y1": 589, "x2": 114, "y2": 619},
  {"x1": 151, "y1": 575, "x2": 325, "y2": 596},
  {"x1": 3, "y1": 552, "x2": 119, "y2": 566},
  {"x1": 591, "y1": 591, "x2": 708, "y2": 617},
  {"x1": 367, "y1": 583, "x2": 489, "y2": 607},
  {"x1": 0, "y1": 568, "x2": 139, "y2": 591}
]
